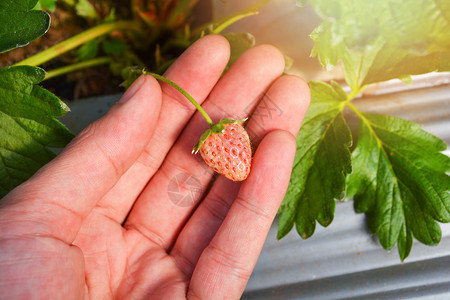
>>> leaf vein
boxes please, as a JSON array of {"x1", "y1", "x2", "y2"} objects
[
  {"x1": 293, "y1": 108, "x2": 341, "y2": 168},
  {"x1": 384, "y1": 145, "x2": 449, "y2": 217}
]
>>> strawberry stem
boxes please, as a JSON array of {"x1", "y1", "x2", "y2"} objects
[{"x1": 146, "y1": 72, "x2": 214, "y2": 126}]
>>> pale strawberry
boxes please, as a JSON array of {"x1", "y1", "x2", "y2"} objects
[
  {"x1": 193, "y1": 119, "x2": 252, "y2": 181},
  {"x1": 146, "y1": 72, "x2": 252, "y2": 181}
]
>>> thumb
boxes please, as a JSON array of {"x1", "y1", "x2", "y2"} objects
[{"x1": 4, "y1": 74, "x2": 162, "y2": 242}]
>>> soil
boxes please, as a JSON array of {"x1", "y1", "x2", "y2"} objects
[
  {"x1": 1, "y1": 1, "x2": 209, "y2": 101},
  {"x1": 0, "y1": 3, "x2": 125, "y2": 100}
]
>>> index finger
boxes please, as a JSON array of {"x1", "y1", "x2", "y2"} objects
[{"x1": 188, "y1": 130, "x2": 297, "y2": 299}]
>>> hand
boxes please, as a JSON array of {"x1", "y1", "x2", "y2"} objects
[{"x1": 0, "y1": 35, "x2": 310, "y2": 299}]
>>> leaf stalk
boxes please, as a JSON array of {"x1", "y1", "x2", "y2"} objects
[
  {"x1": 212, "y1": 11, "x2": 259, "y2": 34},
  {"x1": 14, "y1": 21, "x2": 140, "y2": 67},
  {"x1": 192, "y1": 0, "x2": 271, "y2": 36},
  {"x1": 145, "y1": 72, "x2": 214, "y2": 126},
  {"x1": 43, "y1": 57, "x2": 112, "y2": 81},
  {"x1": 346, "y1": 85, "x2": 367, "y2": 102}
]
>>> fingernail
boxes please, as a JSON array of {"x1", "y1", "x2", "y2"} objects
[{"x1": 119, "y1": 75, "x2": 146, "y2": 103}]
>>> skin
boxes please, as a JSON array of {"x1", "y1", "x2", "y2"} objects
[{"x1": 0, "y1": 35, "x2": 310, "y2": 299}]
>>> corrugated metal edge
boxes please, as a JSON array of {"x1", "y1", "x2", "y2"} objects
[
  {"x1": 244, "y1": 255, "x2": 450, "y2": 299},
  {"x1": 243, "y1": 201, "x2": 450, "y2": 299}
]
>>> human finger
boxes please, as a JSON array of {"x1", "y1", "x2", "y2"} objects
[{"x1": 188, "y1": 130, "x2": 297, "y2": 299}]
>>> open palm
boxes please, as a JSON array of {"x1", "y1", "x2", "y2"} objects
[{"x1": 0, "y1": 35, "x2": 310, "y2": 299}]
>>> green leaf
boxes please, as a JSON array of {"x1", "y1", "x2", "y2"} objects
[
  {"x1": 0, "y1": 0, "x2": 37, "y2": 10},
  {"x1": 102, "y1": 39, "x2": 126, "y2": 55},
  {"x1": 278, "y1": 81, "x2": 352, "y2": 240},
  {"x1": 76, "y1": 39, "x2": 100, "y2": 61},
  {"x1": 346, "y1": 113, "x2": 450, "y2": 260},
  {"x1": 33, "y1": 1, "x2": 42, "y2": 10},
  {"x1": 0, "y1": 66, "x2": 74, "y2": 198},
  {"x1": 0, "y1": 0, "x2": 50, "y2": 53},
  {"x1": 39, "y1": 0, "x2": 56, "y2": 12},
  {"x1": 223, "y1": 32, "x2": 255, "y2": 67},
  {"x1": 120, "y1": 66, "x2": 144, "y2": 89},
  {"x1": 283, "y1": 54, "x2": 294, "y2": 73},
  {"x1": 104, "y1": 8, "x2": 116, "y2": 22},
  {"x1": 309, "y1": 0, "x2": 450, "y2": 89},
  {"x1": 212, "y1": 11, "x2": 259, "y2": 35},
  {"x1": 75, "y1": 0, "x2": 98, "y2": 19},
  {"x1": 61, "y1": 0, "x2": 75, "y2": 6}
]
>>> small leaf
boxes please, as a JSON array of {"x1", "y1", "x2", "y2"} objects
[
  {"x1": 102, "y1": 39, "x2": 126, "y2": 55},
  {"x1": 283, "y1": 54, "x2": 294, "y2": 72},
  {"x1": 0, "y1": 0, "x2": 50, "y2": 53},
  {"x1": 120, "y1": 66, "x2": 144, "y2": 89},
  {"x1": 309, "y1": 0, "x2": 450, "y2": 89},
  {"x1": 278, "y1": 81, "x2": 352, "y2": 240},
  {"x1": 104, "y1": 8, "x2": 116, "y2": 22},
  {"x1": 0, "y1": 66, "x2": 74, "y2": 198},
  {"x1": 346, "y1": 113, "x2": 450, "y2": 260},
  {"x1": 76, "y1": 39, "x2": 100, "y2": 61},
  {"x1": 61, "y1": 0, "x2": 75, "y2": 6},
  {"x1": 33, "y1": 2, "x2": 42, "y2": 10},
  {"x1": 39, "y1": 0, "x2": 56, "y2": 12},
  {"x1": 75, "y1": 0, "x2": 98, "y2": 19},
  {"x1": 399, "y1": 75, "x2": 412, "y2": 85},
  {"x1": 193, "y1": 129, "x2": 212, "y2": 154}
]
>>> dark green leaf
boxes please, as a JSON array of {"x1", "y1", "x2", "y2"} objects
[
  {"x1": 0, "y1": 66, "x2": 74, "y2": 198},
  {"x1": 397, "y1": 223, "x2": 413, "y2": 261},
  {"x1": 309, "y1": 0, "x2": 450, "y2": 89},
  {"x1": 102, "y1": 39, "x2": 126, "y2": 55},
  {"x1": 0, "y1": 0, "x2": 37, "y2": 10},
  {"x1": 346, "y1": 113, "x2": 450, "y2": 260},
  {"x1": 0, "y1": 0, "x2": 50, "y2": 53},
  {"x1": 278, "y1": 81, "x2": 352, "y2": 240}
]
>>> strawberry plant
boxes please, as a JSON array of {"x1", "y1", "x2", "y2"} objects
[
  {"x1": 278, "y1": 0, "x2": 450, "y2": 260},
  {"x1": 0, "y1": 0, "x2": 449, "y2": 261},
  {"x1": 0, "y1": 0, "x2": 73, "y2": 196}
]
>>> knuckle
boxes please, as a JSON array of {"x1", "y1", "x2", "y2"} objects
[
  {"x1": 235, "y1": 195, "x2": 272, "y2": 221},
  {"x1": 204, "y1": 244, "x2": 252, "y2": 281}
]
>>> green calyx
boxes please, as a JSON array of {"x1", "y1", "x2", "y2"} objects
[{"x1": 192, "y1": 118, "x2": 247, "y2": 154}]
